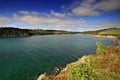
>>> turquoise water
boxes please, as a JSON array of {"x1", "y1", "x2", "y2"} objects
[{"x1": 0, "y1": 34, "x2": 115, "y2": 80}]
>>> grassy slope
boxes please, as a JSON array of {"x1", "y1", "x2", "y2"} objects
[
  {"x1": 43, "y1": 45, "x2": 120, "y2": 80},
  {"x1": 98, "y1": 28, "x2": 120, "y2": 36},
  {"x1": 81, "y1": 28, "x2": 120, "y2": 37}
]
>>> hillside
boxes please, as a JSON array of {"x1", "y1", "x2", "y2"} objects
[
  {"x1": 41, "y1": 42, "x2": 120, "y2": 80},
  {"x1": 0, "y1": 27, "x2": 78, "y2": 37},
  {"x1": 98, "y1": 28, "x2": 120, "y2": 36},
  {"x1": 81, "y1": 28, "x2": 120, "y2": 37},
  {"x1": 81, "y1": 28, "x2": 120, "y2": 45}
]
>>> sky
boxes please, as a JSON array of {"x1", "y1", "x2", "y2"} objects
[{"x1": 0, "y1": 0, "x2": 120, "y2": 31}]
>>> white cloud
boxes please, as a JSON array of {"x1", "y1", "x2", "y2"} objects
[
  {"x1": 72, "y1": 7, "x2": 100, "y2": 16},
  {"x1": 14, "y1": 13, "x2": 60, "y2": 25},
  {"x1": 18, "y1": 11, "x2": 29, "y2": 15},
  {"x1": 50, "y1": 10, "x2": 65, "y2": 18},
  {"x1": 92, "y1": 20, "x2": 120, "y2": 28},
  {"x1": 14, "y1": 11, "x2": 86, "y2": 25},
  {"x1": 12, "y1": 11, "x2": 87, "y2": 31},
  {"x1": 81, "y1": 20, "x2": 120, "y2": 31},
  {"x1": 0, "y1": 16, "x2": 11, "y2": 26},
  {"x1": 94, "y1": 0, "x2": 120, "y2": 11},
  {"x1": 72, "y1": 0, "x2": 120, "y2": 16}
]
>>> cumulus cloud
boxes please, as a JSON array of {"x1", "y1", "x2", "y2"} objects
[
  {"x1": 14, "y1": 11, "x2": 86, "y2": 25},
  {"x1": 94, "y1": 0, "x2": 120, "y2": 11},
  {"x1": 14, "y1": 13, "x2": 60, "y2": 25},
  {"x1": 72, "y1": 7, "x2": 100, "y2": 16},
  {"x1": 81, "y1": 20, "x2": 120, "y2": 31},
  {"x1": 50, "y1": 10, "x2": 65, "y2": 18},
  {"x1": 91, "y1": 20, "x2": 120, "y2": 28},
  {"x1": 72, "y1": 0, "x2": 120, "y2": 16},
  {"x1": 0, "y1": 16, "x2": 11, "y2": 26}
]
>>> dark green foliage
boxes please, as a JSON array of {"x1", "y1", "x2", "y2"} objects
[
  {"x1": 0, "y1": 27, "x2": 78, "y2": 37},
  {"x1": 0, "y1": 27, "x2": 31, "y2": 37},
  {"x1": 69, "y1": 63, "x2": 100, "y2": 80},
  {"x1": 96, "y1": 42, "x2": 107, "y2": 54}
]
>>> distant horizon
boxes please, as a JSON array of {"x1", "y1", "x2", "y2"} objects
[
  {"x1": 0, "y1": 26, "x2": 119, "y2": 32},
  {"x1": 0, "y1": 0, "x2": 120, "y2": 31}
]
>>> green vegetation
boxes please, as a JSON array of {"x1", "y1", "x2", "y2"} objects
[
  {"x1": 69, "y1": 63, "x2": 100, "y2": 80},
  {"x1": 43, "y1": 43, "x2": 120, "y2": 80},
  {"x1": 98, "y1": 28, "x2": 120, "y2": 36},
  {"x1": 0, "y1": 27, "x2": 31, "y2": 37},
  {"x1": 0, "y1": 27, "x2": 78, "y2": 37},
  {"x1": 96, "y1": 42, "x2": 107, "y2": 54},
  {"x1": 29, "y1": 29, "x2": 78, "y2": 35},
  {"x1": 81, "y1": 28, "x2": 120, "y2": 37}
]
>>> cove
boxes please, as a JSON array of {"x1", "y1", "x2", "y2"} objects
[{"x1": 0, "y1": 34, "x2": 115, "y2": 80}]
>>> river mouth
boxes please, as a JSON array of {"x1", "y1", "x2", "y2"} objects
[{"x1": 0, "y1": 34, "x2": 115, "y2": 80}]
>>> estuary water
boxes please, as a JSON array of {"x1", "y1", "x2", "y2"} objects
[{"x1": 0, "y1": 34, "x2": 115, "y2": 80}]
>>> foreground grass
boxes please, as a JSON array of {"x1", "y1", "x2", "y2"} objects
[{"x1": 43, "y1": 45, "x2": 120, "y2": 80}]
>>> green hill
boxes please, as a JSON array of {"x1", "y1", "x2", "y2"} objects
[
  {"x1": 98, "y1": 28, "x2": 120, "y2": 36},
  {"x1": 81, "y1": 28, "x2": 120, "y2": 37}
]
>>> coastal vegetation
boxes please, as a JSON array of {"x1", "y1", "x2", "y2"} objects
[
  {"x1": 0, "y1": 27, "x2": 78, "y2": 37},
  {"x1": 96, "y1": 42, "x2": 107, "y2": 54},
  {"x1": 41, "y1": 42, "x2": 120, "y2": 80},
  {"x1": 81, "y1": 28, "x2": 120, "y2": 37},
  {"x1": 0, "y1": 27, "x2": 120, "y2": 38},
  {"x1": 0, "y1": 27, "x2": 31, "y2": 37}
]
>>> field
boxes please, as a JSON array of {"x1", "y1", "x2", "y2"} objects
[
  {"x1": 81, "y1": 28, "x2": 120, "y2": 37},
  {"x1": 98, "y1": 28, "x2": 120, "y2": 36}
]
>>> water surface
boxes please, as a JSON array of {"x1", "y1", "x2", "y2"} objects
[{"x1": 0, "y1": 34, "x2": 115, "y2": 80}]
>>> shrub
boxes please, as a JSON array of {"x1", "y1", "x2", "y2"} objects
[
  {"x1": 69, "y1": 63, "x2": 100, "y2": 80},
  {"x1": 96, "y1": 42, "x2": 107, "y2": 54}
]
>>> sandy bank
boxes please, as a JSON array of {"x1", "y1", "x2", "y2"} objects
[{"x1": 91, "y1": 35, "x2": 116, "y2": 38}]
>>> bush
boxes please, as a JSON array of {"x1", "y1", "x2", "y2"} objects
[
  {"x1": 69, "y1": 63, "x2": 100, "y2": 80},
  {"x1": 96, "y1": 42, "x2": 106, "y2": 54}
]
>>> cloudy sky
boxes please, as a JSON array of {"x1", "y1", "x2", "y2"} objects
[{"x1": 0, "y1": 0, "x2": 120, "y2": 31}]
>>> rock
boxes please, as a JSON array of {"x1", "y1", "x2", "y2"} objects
[
  {"x1": 54, "y1": 67, "x2": 62, "y2": 76},
  {"x1": 37, "y1": 73, "x2": 46, "y2": 80}
]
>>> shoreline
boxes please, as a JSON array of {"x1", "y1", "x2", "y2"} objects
[
  {"x1": 37, "y1": 55, "x2": 88, "y2": 80},
  {"x1": 36, "y1": 34, "x2": 119, "y2": 80},
  {"x1": 39, "y1": 44, "x2": 120, "y2": 80},
  {"x1": 91, "y1": 34, "x2": 117, "y2": 38}
]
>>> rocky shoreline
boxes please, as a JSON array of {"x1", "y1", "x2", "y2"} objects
[{"x1": 37, "y1": 42, "x2": 120, "y2": 80}]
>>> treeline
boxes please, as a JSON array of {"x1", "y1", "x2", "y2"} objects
[
  {"x1": 0, "y1": 27, "x2": 78, "y2": 37},
  {"x1": 0, "y1": 27, "x2": 31, "y2": 37}
]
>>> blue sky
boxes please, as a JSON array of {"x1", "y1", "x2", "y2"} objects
[{"x1": 0, "y1": 0, "x2": 120, "y2": 31}]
